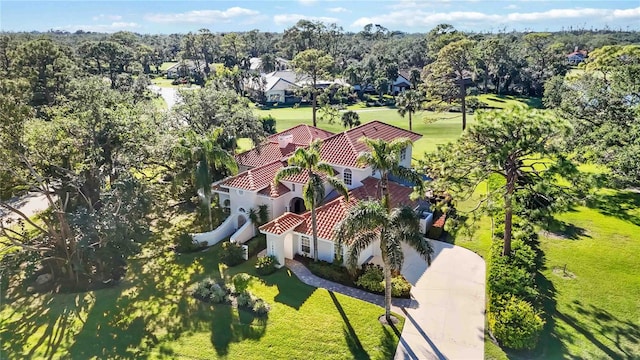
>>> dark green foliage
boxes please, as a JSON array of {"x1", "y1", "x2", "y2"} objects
[
  {"x1": 246, "y1": 235, "x2": 267, "y2": 258},
  {"x1": 221, "y1": 241, "x2": 245, "y2": 266},
  {"x1": 231, "y1": 273, "x2": 252, "y2": 294},
  {"x1": 391, "y1": 276, "x2": 412, "y2": 298},
  {"x1": 355, "y1": 264, "x2": 384, "y2": 293},
  {"x1": 305, "y1": 258, "x2": 355, "y2": 286},
  {"x1": 174, "y1": 232, "x2": 204, "y2": 253},
  {"x1": 489, "y1": 296, "x2": 545, "y2": 350},
  {"x1": 192, "y1": 278, "x2": 229, "y2": 304},
  {"x1": 252, "y1": 299, "x2": 271, "y2": 315},
  {"x1": 260, "y1": 115, "x2": 277, "y2": 134},
  {"x1": 255, "y1": 255, "x2": 278, "y2": 275}
]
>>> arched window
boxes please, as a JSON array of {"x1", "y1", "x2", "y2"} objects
[
  {"x1": 223, "y1": 199, "x2": 231, "y2": 208},
  {"x1": 343, "y1": 169, "x2": 352, "y2": 186}
]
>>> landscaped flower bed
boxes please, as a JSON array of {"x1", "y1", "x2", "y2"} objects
[
  {"x1": 294, "y1": 255, "x2": 412, "y2": 299},
  {"x1": 189, "y1": 274, "x2": 271, "y2": 315}
]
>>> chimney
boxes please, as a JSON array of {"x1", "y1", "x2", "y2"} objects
[{"x1": 278, "y1": 134, "x2": 293, "y2": 148}]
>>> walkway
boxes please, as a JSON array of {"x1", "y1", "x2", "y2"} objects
[{"x1": 284, "y1": 239, "x2": 486, "y2": 360}]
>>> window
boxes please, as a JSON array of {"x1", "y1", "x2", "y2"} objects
[
  {"x1": 301, "y1": 236, "x2": 311, "y2": 254},
  {"x1": 237, "y1": 190, "x2": 244, "y2": 196},
  {"x1": 292, "y1": 183, "x2": 296, "y2": 191},
  {"x1": 371, "y1": 168, "x2": 376, "y2": 177},
  {"x1": 343, "y1": 169, "x2": 352, "y2": 186},
  {"x1": 400, "y1": 148, "x2": 407, "y2": 161}
]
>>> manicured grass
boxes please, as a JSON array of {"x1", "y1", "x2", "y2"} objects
[
  {"x1": 454, "y1": 188, "x2": 640, "y2": 359},
  {"x1": 256, "y1": 105, "x2": 472, "y2": 157},
  {"x1": 151, "y1": 77, "x2": 179, "y2": 87},
  {"x1": 0, "y1": 222, "x2": 404, "y2": 359}
]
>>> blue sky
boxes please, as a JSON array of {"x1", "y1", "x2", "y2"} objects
[{"x1": 1, "y1": 1, "x2": 639, "y2": 34}]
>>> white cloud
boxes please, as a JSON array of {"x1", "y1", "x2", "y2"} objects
[
  {"x1": 352, "y1": 6, "x2": 640, "y2": 29},
  {"x1": 328, "y1": 7, "x2": 349, "y2": 13},
  {"x1": 145, "y1": 7, "x2": 259, "y2": 24},
  {"x1": 299, "y1": 0, "x2": 318, "y2": 5},
  {"x1": 54, "y1": 22, "x2": 140, "y2": 33},
  {"x1": 92, "y1": 14, "x2": 122, "y2": 21},
  {"x1": 504, "y1": 4, "x2": 518, "y2": 10},
  {"x1": 273, "y1": 14, "x2": 339, "y2": 26}
]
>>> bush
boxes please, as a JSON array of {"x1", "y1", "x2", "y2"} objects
[
  {"x1": 209, "y1": 283, "x2": 227, "y2": 303},
  {"x1": 247, "y1": 235, "x2": 267, "y2": 258},
  {"x1": 252, "y1": 299, "x2": 271, "y2": 315},
  {"x1": 489, "y1": 296, "x2": 545, "y2": 350},
  {"x1": 221, "y1": 241, "x2": 245, "y2": 266},
  {"x1": 488, "y1": 258, "x2": 538, "y2": 303},
  {"x1": 231, "y1": 273, "x2": 252, "y2": 294},
  {"x1": 236, "y1": 291, "x2": 256, "y2": 308},
  {"x1": 391, "y1": 276, "x2": 412, "y2": 298},
  {"x1": 255, "y1": 255, "x2": 279, "y2": 275},
  {"x1": 192, "y1": 278, "x2": 228, "y2": 303},
  {"x1": 356, "y1": 265, "x2": 384, "y2": 293},
  {"x1": 174, "y1": 232, "x2": 206, "y2": 253},
  {"x1": 306, "y1": 259, "x2": 354, "y2": 286}
]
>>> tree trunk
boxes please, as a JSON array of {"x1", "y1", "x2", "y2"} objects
[
  {"x1": 311, "y1": 202, "x2": 319, "y2": 262},
  {"x1": 460, "y1": 81, "x2": 467, "y2": 131},
  {"x1": 408, "y1": 111, "x2": 412, "y2": 131},
  {"x1": 381, "y1": 174, "x2": 390, "y2": 212},
  {"x1": 312, "y1": 88, "x2": 317, "y2": 127},
  {"x1": 382, "y1": 238, "x2": 393, "y2": 324}
]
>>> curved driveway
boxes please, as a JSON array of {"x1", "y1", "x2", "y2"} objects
[{"x1": 394, "y1": 240, "x2": 486, "y2": 360}]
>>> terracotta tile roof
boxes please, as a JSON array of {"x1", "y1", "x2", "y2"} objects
[
  {"x1": 236, "y1": 142, "x2": 299, "y2": 168},
  {"x1": 266, "y1": 124, "x2": 335, "y2": 145},
  {"x1": 236, "y1": 125, "x2": 334, "y2": 168},
  {"x1": 293, "y1": 177, "x2": 418, "y2": 242},
  {"x1": 257, "y1": 182, "x2": 291, "y2": 198},
  {"x1": 259, "y1": 213, "x2": 305, "y2": 235},
  {"x1": 320, "y1": 121, "x2": 422, "y2": 168},
  {"x1": 222, "y1": 160, "x2": 285, "y2": 191}
]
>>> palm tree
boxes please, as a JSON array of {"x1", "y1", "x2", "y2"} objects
[
  {"x1": 396, "y1": 90, "x2": 424, "y2": 131},
  {"x1": 175, "y1": 128, "x2": 238, "y2": 230},
  {"x1": 335, "y1": 201, "x2": 433, "y2": 323},
  {"x1": 341, "y1": 110, "x2": 361, "y2": 129},
  {"x1": 357, "y1": 137, "x2": 423, "y2": 211},
  {"x1": 274, "y1": 140, "x2": 349, "y2": 262}
]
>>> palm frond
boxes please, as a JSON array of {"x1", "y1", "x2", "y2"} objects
[
  {"x1": 345, "y1": 231, "x2": 378, "y2": 270},
  {"x1": 274, "y1": 166, "x2": 303, "y2": 183},
  {"x1": 326, "y1": 176, "x2": 349, "y2": 201},
  {"x1": 334, "y1": 201, "x2": 387, "y2": 240}
]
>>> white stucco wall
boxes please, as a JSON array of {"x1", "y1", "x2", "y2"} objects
[
  {"x1": 317, "y1": 239, "x2": 335, "y2": 262},
  {"x1": 266, "y1": 234, "x2": 286, "y2": 268}
]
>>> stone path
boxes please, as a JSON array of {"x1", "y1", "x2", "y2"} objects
[{"x1": 284, "y1": 258, "x2": 416, "y2": 309}]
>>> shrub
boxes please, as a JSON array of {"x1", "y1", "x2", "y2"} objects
[
  {"x1": 306, "y1": 259, "x2": 354, "y2": 286},
  {"x1": 391, "y1": 276, "x2": 412, "y2": 298},
  {"x1": 252, "y1": 299, "x2": 271, "y2": 315},
  {"x1": 174, "y1": 232, "x2": 202, "y2": 253},
  {"x1": 356, "y1": 265, "x2": 384, "y2": 293},
  {"x1": 221, "y1": 241, "x2": 245, "y2": 266},
  {"x1": 231, "y1": 273, "x2": 252, "y2": 294},
  {"x1": 209, "y1": 283, "x2": 228, "y2": 303},
  {"x1": 255, "y1": 255, "x2": 279, "y2": 275},
  {"x1": 247, "y1": 235, "x2": 267, "y2": 258},
  {"x1": 488, "y1": 258, "x2": 538, "y2": 303},
  {"x1": 489, "y1": 296, "x2": 545, "y2": 350},
  {"x1": 236, "y1": 291, "x2": 256, "y2": 308}
]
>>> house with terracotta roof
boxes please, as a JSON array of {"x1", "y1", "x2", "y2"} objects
[{"x1": 194, "y1": 121, "x2": 433, "y2": 267}]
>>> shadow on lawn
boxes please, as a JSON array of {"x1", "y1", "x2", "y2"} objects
[
  {"x1": 586, "y1": 190, "x2": 640, "y2": 227},
  {"x1": 259, "y1": 268, "x2": 315, "y2": 310},
  {"x1": 541, "y1": 219, "x2": 590, "y2": 240}
]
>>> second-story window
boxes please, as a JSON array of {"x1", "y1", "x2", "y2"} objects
[
  {"x1": 343, "y1": 169, "x2": 352, "y2": 186},
  {"x1": 400, "y1": 148, "x2": 407, "y2": 162}
]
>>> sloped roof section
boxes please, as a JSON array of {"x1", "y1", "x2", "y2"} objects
[
  {"x1": 222, "y1": 160, "x2": 285, "y2": 191},
  {"x1": 320, "y1": 121, "x2": 422, "y2": 168},
  {"x1": 293, "y1": 177, "x2": 418, "y2": 242},
  {"x1": 266, "y1": 124, "x2": 335, "y2": 146},
  {"x1": 259, "y1": 212, "x2": 305, "y2": 235}
]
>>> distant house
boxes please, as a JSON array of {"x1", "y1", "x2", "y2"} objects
[
  {"x1": 245, "y1": 69, "x2": 349, "y2": 104},
  {"x1": 567, "y1": 47, "x2": 588, "y2": 65},
  {"x1": 249, "y1": 57, "x2": 291, "y2": 73},
  {"x1": 392, "y1": 72, "x2": 413, "y2": 94},
  {"x1": 166, "y1": 60, "x2": 207, "y2": 79}
]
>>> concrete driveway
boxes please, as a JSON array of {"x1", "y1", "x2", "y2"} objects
[
  {"x1": 0, "y1": 192, "x2": 52, "y2": 226},
  {"x1": 149, "y1": 85, "x2": 180, "y2": 109},
  {"x1": 394, "y1": 240, "x2": 486, "y2": 360}
]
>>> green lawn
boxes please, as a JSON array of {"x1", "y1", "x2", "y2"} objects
[
  {"x1": 159, "y1": 61, "x2": 178, "y2": 71},
  {"x1": 455, "y1": 187, "x2": 640, "y2": 359},
  {"x1": 256, "y1": 105, "x2": 473, "y2": 157},
  {"x1": 0, "y1": 222, "x2": 404, "y2": 359}
]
